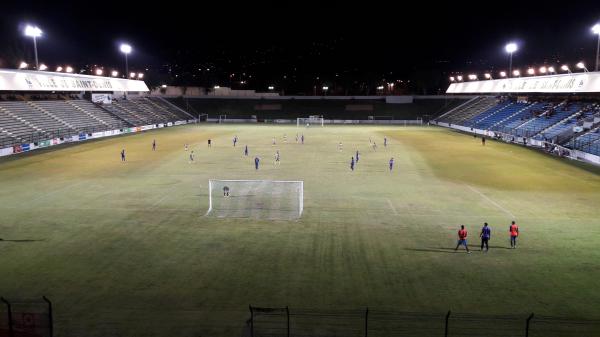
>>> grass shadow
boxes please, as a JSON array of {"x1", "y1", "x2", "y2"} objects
[{"x1": 0, "y1": 239, "x2": 44, "y2": 243}]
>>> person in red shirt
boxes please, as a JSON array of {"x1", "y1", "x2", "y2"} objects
[
  {"x1": 454, "y1": 225, "x2": 471, "y2": 253},
  {"x1": 509, "y1": 221, "x2": 519, "y2": 248}
]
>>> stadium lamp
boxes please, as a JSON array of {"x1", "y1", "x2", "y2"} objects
[
  {"x1": 505, "y1": 42, "x2": 518, "y2": 74},
  {"x1": 499, "y1": 71, "x2": 507, "y2": 78},
  {"x1": 456, "y1": 75, "x2": 463, "y2": 81},
  {"x1": 137, "y1": 73, "x2": 144, "y2": 79},
  {"x1": 111, "y1": 70, "x2": 119, "y2": 77},
  {"x1": 561, "y1": 65, "x2": 571, "y2": 73},
  {"x1": 161, "y1": 84, "x2": 167, "y2": 88},
  {"x1": 539, "y1": 66, "x2": 547, "y2": 74},
  {"x1": 56, "y1": 66, "x2": 63, "y2": 72},
  {"x1": 576, "y1": 62, "x2": 588, "y2": 72},
  {"x1": 449, "y1": 76, "x2": 455, "y2": 82},
  {"x1": 129, "y1": 72, "x2": 136, "y2": 78},
  {"x1": 484, "y1": 73, "x2": 492, "y2": 79},
  {"x1": 527, "y1": 68, "x2": 535, "y2": 75},
  {"x1": 512, "y1": 70, "x2": 520, "y2": 77},
  {"x1": 38, "y1": 63, "x2": 47, "y2": 71},
  {"x1": 24, "y1": 25, "x2": 42, "y2": 70},
  {"x1": 214, "y1": 85, "x2": 220, "y2": 89},
  {"x1": 468, "y1": 74, "x2": 477, "y2": 80},
  {"x1": 95, "y1": 69, "x2": 103, "y2": 76},
  {"x1": 547, "y1": 66, "x2": 555, "y2": 74},
  {"x1": 268, "y1": 85, "x2": 275, "y2": 90},
  {"x1": 65, "y1": 66, "x2": 73, "y2": 73},
  {"x1": 18, "y1": 61, "x2": 28, "y2": 69},
  {"x1": 377, "y1": 85, "x2": 385, "y2": 90},
  {"x1": 592, "y1": 24, "x2": 600, "y2": 71}
]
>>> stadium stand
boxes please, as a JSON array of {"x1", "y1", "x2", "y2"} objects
[
  {"x1": 166, "y1": 97, "x2": 468, "y2": 120},
  {"x1": 0, "y1": 97, "x2": 193, "y2": 149},
  {"x1": 435, "y1": 96, "x2": 600, "y2": 159},
  {"x1": 436, "y1": 97, "x2": 498, "y2": 124}
]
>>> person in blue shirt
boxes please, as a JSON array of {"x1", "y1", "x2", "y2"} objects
[
  {"x1": 389, "y1": 157, "x2": 394, "y2": 171},
  {"x1": 254, "y1": 156, "x2": 260, "y2": 170},
  {"x1": 355, "y1": 150, "x2": 359, "y2": 163},
  {"x1": 244, "y1": 145, "x2": 248, "y2": 156},
  {"x1": 350, "y1": 157, "x2": 355, "y2": 171},
  {"x1": 120, "y1": 149, "x2": 126, "y2": 162},
  {"x1": 384, "y1": 136, "x2": 387, "y2": 147},
  {"x1": 480, "y1": 222, "x2": 491, "y2": 252},
  {"x1": 301, "y1": 134, "x2": 304, "y2": 144},
  {"x1": 233, "y1": 135, "x2": 238, "y2": 147}
]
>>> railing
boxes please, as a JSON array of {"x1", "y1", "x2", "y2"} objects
[{"x1": 245, "y1": 306, "x2": 600, "y2": 337}]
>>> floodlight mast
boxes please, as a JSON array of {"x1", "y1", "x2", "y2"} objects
[
  {"x1": 24, "y1": 25, "x2": 42, "y2": 70},
  {"x1": 120, "y1": 43, "x2": 132, "y2": 99},
  {"x1": 592, "y1": 24, "x2": 600, "y2": 71},
  {"x1": 505, "y1": 42, "x2": 518, "y2": 76}
]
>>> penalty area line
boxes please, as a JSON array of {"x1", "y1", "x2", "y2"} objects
[
  {"x1": 465, "y1": 184, "x2": 515, "y2": 219},
  {"x1": 386, "y1": 198, "x2": 399, "y2": 216}
]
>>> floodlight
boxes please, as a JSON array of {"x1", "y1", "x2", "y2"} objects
[
  {"x1": 120, "y1": 44, "x2": 132, "y2": 54},
  {"x1": 505, "y1": 43, "x2": 518, "y2": 53}
]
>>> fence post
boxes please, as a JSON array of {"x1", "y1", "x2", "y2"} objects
[
  {"x1": 444, "y1": 311, "x2": 451, "y2": 337},
  {"x1": 525, "y1": 313, "x2": 534, "y2": 337},
  {"x1": 286, "y1": 306, "x2": 290, "y2": 337},
  {"x1": 364, "y1": 307, "x2": 369, "y2": 337},
  {"x1": 1, "y1": 297, "x2": 13, "y2": 337},
  {"x1": 43, "y1": 296, "x2": 53, "y2": 337},
  {"x1": 249, "y1": 305, "x2": 254, "y2": 337}
]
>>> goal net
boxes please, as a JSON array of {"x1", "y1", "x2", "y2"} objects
[
  {"x1": 297, "y1": 116, "x2": 324, "y2": 127},
  {"x1": 207, "y1": 180, "x2": 304, "y2": 220}
]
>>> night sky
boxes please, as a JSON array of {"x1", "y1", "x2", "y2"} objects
[{"x1": 1, "y1": 1, "x2": 599, "y2": 94}]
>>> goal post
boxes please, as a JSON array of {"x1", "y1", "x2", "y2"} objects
[
  {"x1": 297, "y1": 116, "x2": 324, "y2": 127},
  {"x1": 207, "y1": 179, "x2": 304, "y2": 220}
]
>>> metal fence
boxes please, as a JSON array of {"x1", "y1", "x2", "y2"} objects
[
  {"x1": 244, "y1": 306, "x2": 600, "y2": 337},
  {"x1": 0, "y1": 297, "x2": 52, "y2": 337}
]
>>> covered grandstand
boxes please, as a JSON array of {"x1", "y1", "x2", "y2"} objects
[
  {"x1": 436, "y1": 71, "x2": 600, "y2": 164},
  {"x1": 0, "y1": 69, "x2": 195, "y2": 155}
]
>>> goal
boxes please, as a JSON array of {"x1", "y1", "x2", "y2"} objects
[
  {"x1": 207, "y1": 180, "x2": 304, "y2": 220},
  {"x1": 297, "y1": 116, "x2": 324, "y2": 127}
]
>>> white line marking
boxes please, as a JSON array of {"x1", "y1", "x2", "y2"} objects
[
  {"x1": 386, "y1": 198, "x2": 399, "y2": 216},
  {"x1": 28, "y1": 181, "x2": 86, "y2": 204},
  {"x1": 465, "y1": 184, "x2": 516, "y2": 219}
]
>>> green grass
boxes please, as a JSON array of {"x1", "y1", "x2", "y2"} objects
[{"x1": 0, "y1": 124, "x2": 599, "y2": 336}]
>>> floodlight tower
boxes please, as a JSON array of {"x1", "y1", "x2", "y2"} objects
[
  {"x1": 592, "y1": 24, "x2": 600, "y2": 71},
  {"x1": 120, "y1": 43, "x2": 132, "y2": 99},
  {"x1": 505, "y1": 42, "x2": 518, "y2": 76},
  {"x1": 24, "y1": 25, "x2": 42, "y2": 70}
]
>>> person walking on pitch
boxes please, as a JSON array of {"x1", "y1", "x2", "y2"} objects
[
  {"x1": 455, "y1": 225, "x2": 471, "y2": 253},
  {"x1": 509, "y1": 221, "x2": 519, "y2": 248},
  {"x1": 480, "y1": 222, "x2": 491, "y2": 252}
]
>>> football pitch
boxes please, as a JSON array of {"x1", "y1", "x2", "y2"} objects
[{"x1": 0, "y1": 124, "x2": 599, "y2": 336}]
